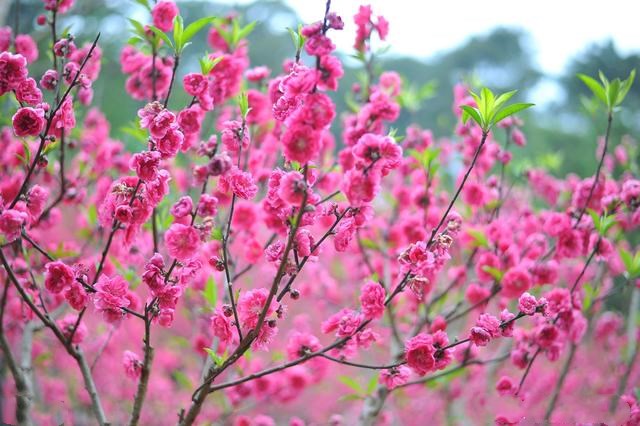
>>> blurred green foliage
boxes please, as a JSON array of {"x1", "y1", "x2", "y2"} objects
[{"x1": 6, "y1": 0, "x2": 640, "y2": 177}]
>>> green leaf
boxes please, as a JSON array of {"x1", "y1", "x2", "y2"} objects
[
  {"x1": 617, "y1": 69, "x2": 636, "y2": 106},
  {"x1": 42, "y1": 140, "x2": 59, "y2": 156},
  {"x1": 182, "y1": 16, "x2": 216, "y2": 46},
  {"x1": 236, "y1": 21, "x2": 257, "y2": 43},
  {"x1": 211, "y1": 228, "x2": 223, "y2": 241},
  {"x1": 583, "y1": 282, "x2": 595, "y2": 312},
  {"x1": 492, "y1": 103, "x2": 534, "y2": 125},
  {"x1": 479, "y1": 87, "x2": 494, "y2": 119},
  {"x1": 203, "y1": 276, "x2": 218, "y2": 308},
  {"x1": 493, "y1": 90, "x2": 517, "y2": 110},
  {"x1": 204, "y1": 348, "x2": 224, "y2": 366},
  {"x1": 482, "y1": 266, "x2": 503, "y2": 282},
  {"x1": 338, "y1": 375, "x2": 364, "y2": 395},
  {"x1": 426, "y1": 367, "x2": 466, "y2": 388},
  {"x1": 577, "y1": 74, "x2": 607, "y2": 105},
  {"x1": 460, "y1": 105, "x2": 482, "y2": 127},
  {"x1": 360, "y1": 238, "x2": 379, "y2": 250},
  {"x1": 366, "y1": 375, "x2": 379, "y2": 393},
  {"x1": 173, "y1": 371, "x2": 193, "y2": 389},
  {"x1": 134, "y1": 0, "x2": 151, "y2": 12},
  {"x1": 199, "y1": 55, "x2": 223, "y2": 75},
  {"x1": 148, "y1": 25, "x2": 174, "y2": 50},
  {"x1": 620, "y1": 248, "x2": 634, "y2": 275},
  {"x1": 87, "y1": 205, "x2": 98, "y2": 226},
  {"x1": 127, "y1": 36, "x2": 145, "y2": 46},
  {"x1": 587, "y1": 209, "x2": 601, "y2": 232},
  {"x1": 600, "y1": 214, "x2": 617, "y2": 235},
  {"x1": 339, "y1": 394, "x2": 364, "y2": 402},
  {"x1": 213, "y1": 22, "x2": 232, "y2": 47},
  {"x1": 238, "y1": 92, "x2": 251, "y2": 119},
  {"x1": 467, "y1": 228, "x2": 489, "y2": 249},
  {"x1": 120, "y1": 122, "x2": 148, "y2": 144},
  {"x1": 173, "y1": 15, "x2": 185, "y2": 51},
  {"x1": 128, "y1": 18, "x2": 146, "y2": 38},
  {"x1": 19, "y1": 139, "x2": 31, "y2": 165},
  {"x1": 607, "y1": 79, "x2": 621, "y2": 110}
]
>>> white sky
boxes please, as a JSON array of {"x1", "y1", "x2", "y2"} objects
[{"x1": 229, "y1": 0, "x2": 639, "y2": 76}]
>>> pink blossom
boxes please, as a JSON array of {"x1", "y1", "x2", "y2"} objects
[
  {"x1": 237, "y1": 288, "x2": 277, "y2": 330},
  {"x1": 177, "y1": 106, "x2": 202, "y2": 135},
  {"x1": 130, "y1": 150, "x2": 162, "y2": 181},
  {"x1": 360, "y1": 280, "x2": 385, "y2": 320},
  {"x1": 151, "y1": 1, "x2": 179, "y2": 32},
  {"x1": 0, "y1": 52, "x2": 28, "y2": 94},
  {"x1": 26, "y1": 185, "x2": 49, "y2": 218},
  {"x1": 501, "y1": 267, "x2": 531, "y2": 299},
  {"x1": 15, "y1": 78, "x2": 43, "y2": 105},
  {"x1": 183, "y1": 73, "x2": 208, "y2": 96},
  {"x1": 518, "y1": 292, "x2": 538, "y2": 315},
  {"x1": 278, "y1": 171, "x2": 307, "y2": 206},
  {"x1": 12, "y1": 107, "x2": 45, "y2": 137},
  {"x1": 64, "y1": 282, "x2": 89, "y2": 311},
  {"x1": 404, "y1": 333, "x2": 436, "y2": 376},
  {"x1": 496, "y1": 376, "x2": 516, "y2": 396},
  {"x1": 211, "y1": 307, "x2": 233, "y2": 343},
  {"x1": 155, "y1": 127, "x2": 184, "y2": 158},
  {"x1": 286, "y1": 331, "x2": 321, "y2": 360},
  {"x1": 14, "y1": 35, "x2": 39, "y2": 64},
  {"x1": 0, "y1": 209, "x2": 28, "y2": 242},
  {"x1": 170, "y1": 196, "x2": 193, "y2": 218},
  {"x1": 343, "y1": 169, "x2": 380, "y2": 207},
  {"x1": 221, "y1": 120, "x2": 249, "y2": 152},
  {"x1": 40, "y1": 69, "x2": 58, "y2": 90},
  {"x1": 44, "y1": 261, "x2": 75, "y2": 294},
  {"x1": 59, "y1": 314, "x2": 87, "y2": 344},
  {"x1": 282, "y1": 124, "x2": 321, "y2": 165},
  {"x1": 380, "y1": 365, "x2": 411, "y2": 389},
  {"x1": 93, "y1": 275, "x2": 130, "y2": 323},
  {"x1": 197, "y1": 194, "x2": 218, "y2": 217},
  {"x1": 123, "y1": 351, "x2": 142, "y2": 379},
  {"x1": 226, "y1": 167, "x2": 258, "y2": 200},
  {"x1": 164, "y1": 223, "x2": 201, "y2": 261}
]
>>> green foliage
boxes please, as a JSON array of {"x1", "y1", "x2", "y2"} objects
[
  {"x1": 203, "y1": 348, "x2": 225, "y2": 367},
  {"x1": 582, "y1": 282, "x2": 597, "y2": 312},
  {"x1": 133, "y1": 0, "x2": 151, "y2": 12},
  {"x1": 461, "y1": 88, "x2": 534, "y2": 133},
  {"x1": 215, "y1": 18, "x2": 257, "y2": 51},
  {"x1": 199, "y1": 55, "x2": 224, "y2": 75},
  {"x1": 409, "y1": 147, "x2": 440, "y2": 176},
  {"x1": 619, "y1": 248, "x2": 640, "y2": 279},
  {"x1": 144, "y1": 15, "x2": 215, "y2": 55},
  {"x1": 238, "y1": 92, "x2": 251, "y2": 120},
  {"x1": 148, "y1": 25, "x2": 174, "y2": 51},
  {"x1": 467, "y1": 228, "x2": 490, "y2": 249},
  {"x1": 587, "y1": 209, "x2": 617, "y2": 236},
  {"x1": 203, "y1": 276, "x2": 218, "y2": 309},
  {"x1": 338, "y1": 375, "x2": 365, "y2": 395},
  {"x1": 211, "y1": 228, "x2": 223, "y2": 241},
  {"x1": 398, "y1": 80, "x2": 437, "y2": 113},
  {"x1": 172, "y1": 371, "x2": 193, "y2": 389},
  {"x1": 577, "y1": 69, "x2": 635, "y2": 112},
  {"x1": 17, "y1": 140, "x2": 31, "y2": 167},
  {"x1": 287, "y1": 24, "x2": 306, "y2": 55},
  {"x1": 426, "y1": 367, "x2": 466, "y2": 388},
  {"x1": 482, "y1": 265, "x2": 503, "y2": 282}
]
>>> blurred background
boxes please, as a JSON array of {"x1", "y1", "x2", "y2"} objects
[{"x1": 3, "y1": 0, "x2": 640, "y2": 176}]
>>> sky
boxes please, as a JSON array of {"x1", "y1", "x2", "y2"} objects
[{"x1": 225, "y1": 0, "x2": 639, "y2": 76}]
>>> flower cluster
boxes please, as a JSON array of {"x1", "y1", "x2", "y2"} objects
[{"x1": 0, "y1": 1, "x2": 637, "y2": 426}]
